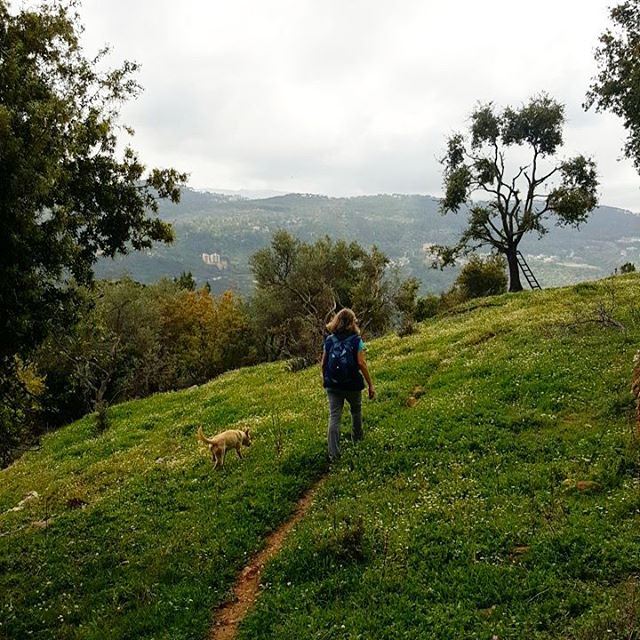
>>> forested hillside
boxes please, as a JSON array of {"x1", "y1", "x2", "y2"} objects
[{"x1": 94, "y1": 190, "x2": 640, "y2": 295}]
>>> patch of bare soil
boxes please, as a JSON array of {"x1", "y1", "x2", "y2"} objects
[{"x1": 210, "y1": 477, "x2": 326, "y2": 640}]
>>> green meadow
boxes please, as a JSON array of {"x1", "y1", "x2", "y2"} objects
[{"x1": 2, "y1": 275, "x2": 640, "y2": 639}]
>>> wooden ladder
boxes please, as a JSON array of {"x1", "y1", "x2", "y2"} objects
[{"x1": 516, "y1": 251, "x2": 542, "y2": 290}]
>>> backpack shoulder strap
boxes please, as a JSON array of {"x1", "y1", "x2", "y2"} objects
[{"x1": 325, "y1": 334, "x2": 339, "y2": 350}]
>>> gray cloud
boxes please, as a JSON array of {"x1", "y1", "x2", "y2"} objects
[{"x1": 81, "y1": 0, "x2": 639, "y2": 209}]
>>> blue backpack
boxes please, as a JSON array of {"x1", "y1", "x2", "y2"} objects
[{"x1": 324, "y1": 334, "x2": 363, "y2": 390}]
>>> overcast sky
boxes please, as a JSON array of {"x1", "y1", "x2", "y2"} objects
[{"x1": 80, "y1": 0, "x2": 639, "y2": 210}]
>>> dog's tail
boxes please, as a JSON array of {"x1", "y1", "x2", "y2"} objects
[{"x1": 196, "y1": 426, "x2": 212, "y2": 445}]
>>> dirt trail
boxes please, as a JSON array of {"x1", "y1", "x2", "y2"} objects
[{"x1": 210, "y1": 477, "x2": 326, "y2": 640}]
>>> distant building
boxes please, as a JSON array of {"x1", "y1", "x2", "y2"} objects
[{"x1": 202, "y1": 253, "x2": 229, "y2": 270}]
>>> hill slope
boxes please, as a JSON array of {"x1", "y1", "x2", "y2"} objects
[
  {"x1": 94, "y1": 190, "x2": 640, "y2": 295},
  {"x1": 1, "y1": 276, "x2": 640, "y2": 639}
]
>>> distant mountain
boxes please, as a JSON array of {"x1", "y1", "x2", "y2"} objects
[
  {"x1": 94, "y1": 189, "x2": 640, "y2": 295},
  {"x1": 198, "y1": 187, "x2": 289, "y2": 200}
]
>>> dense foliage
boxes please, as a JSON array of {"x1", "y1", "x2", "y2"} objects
[
  {"x1": 415, "y1": 253, "x2": 508, "y2": 319},
  {"x1": 434, "y1": 95, "x2": 599, "y2": 291},
  {"x1": 587, "y1": 0, "x2": 640, "y2": 172},
  {"x1": 0, "y1": 1, "x2": 186, "y2": 462},
  {"x1": 453, "y1": 253, "x2": 508, "y2": 300},
  {"x1": 33, "y1": 279, "x2": 254, "y2": 435},
  {"x1": 250, "y1": 231, "x2": 419, "y2": 360}
]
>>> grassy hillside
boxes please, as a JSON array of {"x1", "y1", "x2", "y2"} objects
[{"x1": 2, "y1": 275, "x2": 640, "y2": 639}]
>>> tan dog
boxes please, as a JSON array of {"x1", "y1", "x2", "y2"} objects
[{"x1": 196, "y1": 426, "x2": 251, "y2": 469}]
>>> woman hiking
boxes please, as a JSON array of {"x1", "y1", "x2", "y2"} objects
[{"x1": 321, "y1": 308, "x2": 375, "y2": 461}]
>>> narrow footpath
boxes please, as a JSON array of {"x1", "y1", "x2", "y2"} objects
[{"x1": 210, "y1": 477, "x2": 326, "y2": 640}]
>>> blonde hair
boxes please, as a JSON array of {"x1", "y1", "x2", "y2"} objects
[{"x1": 326, "y1": 308, "x2": 360, "y2": 335}]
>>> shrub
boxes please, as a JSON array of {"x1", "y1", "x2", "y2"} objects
[
  {"x1": 397, "y1": 318, "x2": 416, "y2": 337},
  {"x1": 415, "y1": 295, "x2": 441, "y2": 320},
  {"x1": 620, "y1": 262, "x2": 636, "y2": 274},
  {"x1": 455, "y1": 254, "x2": 508, "y2": 300},
  {"x1": 0, "y1": 358, "x2": 45, "y2": 467}
]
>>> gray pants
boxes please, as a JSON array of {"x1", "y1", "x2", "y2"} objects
[{"x1": 326, "y1": 389, "x2": 363, "y2": 459}]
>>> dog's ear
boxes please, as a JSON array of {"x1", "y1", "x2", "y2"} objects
[{"x1": 244, "y1": 428, "x2": 250, "y2": 436}]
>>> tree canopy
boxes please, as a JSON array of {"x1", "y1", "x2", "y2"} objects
[
  {"x1": 586, "y1": 1, "x2": 640, "y2": 171},
  {"x1": 250, "y1": 231, "x2": 418, "y2": 359},
  {"x1": 0, "y1": 0, "x2": 187, "y2": 361},
  {"x1": 0, "y1": 0, "x2": 186, "y2": 460},
  {"x1": 433, "y1": 94, "x2": 598, "y2": 291}
]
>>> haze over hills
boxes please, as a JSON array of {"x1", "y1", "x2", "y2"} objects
[{"x1": 94, "y1": 189, "x2": 640, "y2": 295}]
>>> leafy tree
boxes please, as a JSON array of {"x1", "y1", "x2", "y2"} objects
[
  {"x1": 250, "y1": 231, "x2": 417, "y2": 359},
  {"x1": 0, "y1": 0, "x2": 186, "y2": 361},
  {"x1": 36, "y1": 280, "x2": 254, "y2": 431},
  {"x1": 174, "y1": 271, "x2": 197, "y2": 291},
  {"x1": 434, "y1": 94, "x2": 599, "y2": 291},
  {"x1": 37, "y1": 279, "x2": 163, "y2": 430},
  {"x1": 390, "y1": 276, "x2": 420, "y2": 336},
  {"x1": 455, "y1": 254, "x2": 508, "y2": 299},
  {"x1": 415, "y1": 295, "x2": 441, "y2": 320},
  {"x1": 0, "y1": 1, "x2": 186, "y2": 453},
  {"x1": 0, "y1": 359, "x2": 45, "y2": 466},
  {"x1": 586, "y1": 1, "x2": 640, "y2": 171}
]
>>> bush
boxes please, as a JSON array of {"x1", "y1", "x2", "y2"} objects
[
  {"x1": 35, "y1": 279, "x2": 256, "y2": 431},
  {"x1": 0, "y1": 358, "x2": 45, "y2": 467},
  {"x1": 455, "y1": 254, "x2": 508, "y2": 300},
  {"x1": 415, "y1": 295, "x2": 441, "y2": 320},
  {"x1": 620, "y1": 262, "x2": 636, "y2": 274}
]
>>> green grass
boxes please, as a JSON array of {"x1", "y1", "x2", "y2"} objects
[{"x1": 2, "y1": 275, "x2": 640, "y2": 639}]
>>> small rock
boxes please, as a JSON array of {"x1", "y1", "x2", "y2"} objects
[{"x1": 406, "y1": 397, "x2": 418, "y2": 408}]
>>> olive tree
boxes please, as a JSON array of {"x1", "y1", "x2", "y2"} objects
[
  {"x1": 250, "y1": 231, "x2": 417, "y2": 360},
  {"x1": 433, "y1": 94, "x2": 598, "y2": 291}
]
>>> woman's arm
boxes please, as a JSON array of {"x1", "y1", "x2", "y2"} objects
[
  {"x1": 321, "y1": 350, "x2": 327, "y2": 383},
  {"x1": 357, "y1": 351, "x2": 375, "y2": 399}
]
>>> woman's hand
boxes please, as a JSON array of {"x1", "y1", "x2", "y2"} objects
[{"x1": 368, "y1": 384, "x2": 376, "y2": 400}]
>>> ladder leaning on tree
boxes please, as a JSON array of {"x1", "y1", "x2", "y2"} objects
[{"x1": 516, "y1": 251, "x2": 542, "y2": 290}]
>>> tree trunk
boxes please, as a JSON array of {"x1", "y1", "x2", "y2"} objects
[{"x1": 505, "y1": 248, "x2": 523, "y2": 292}]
